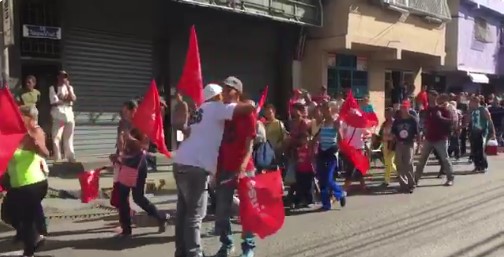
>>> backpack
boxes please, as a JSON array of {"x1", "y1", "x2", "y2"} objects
[{"x1": 253, "y1": 140, "x2": 277, "y2": 171}]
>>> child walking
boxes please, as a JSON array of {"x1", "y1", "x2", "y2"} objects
[
  {"x1": 293, "y1": 133, "x2": 315, "y2": 208},
  {"x1": 380, "y1": 108, "x2": 396, "y2": 187}
]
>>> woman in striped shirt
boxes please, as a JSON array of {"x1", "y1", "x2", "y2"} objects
[{"x1": 314, "y1": 102, "x2": 347, "y2": 211}]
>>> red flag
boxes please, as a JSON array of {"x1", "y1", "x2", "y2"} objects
[
  {"x1": 256, "y1": 85, "x2": 269, "y2": 114},
  {"x1": 238, "y1": 170, "x2": 285, "y2": 239},
  {"x1": 177, "y1": 25, "x2": 204, "y2": 107},
  {"x1": 339, "y1": 91, "x2": 378, "y2": 128},
  {"x1": 132, "y1": 80, "x2": 171, "y2": 158},
  {"x1": 79, "y1": 167, "x2": 103, "y2": 203},
  {"x1": 0, "y1": 87, "x2": 27, "y2": 176},
  {"x1": 339, "y1": 137, "x2": 370, "y2": 175}
]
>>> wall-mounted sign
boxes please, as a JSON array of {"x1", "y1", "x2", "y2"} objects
[
  {"x1": 327, "y1": 54, "x2": 336, "y2": 68},
  {"x1": 356, "y1": 57, "x2": 368, "y2": 71},
  {"x1": 3, "y1": 0, "x2": 14, "y2": 46},
  {"x1": 22, "y1": 25, "x2": 62, "y2": 40}
]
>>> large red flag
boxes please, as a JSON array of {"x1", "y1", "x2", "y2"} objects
[
  {"x1": 339, "y1": 91, "x2": 375, "y2": 175},
  {"x1": 339, "y1": 91, "x2": 378, "y2": 128},
  {"x1": 132, "y1": 80, "x2": 171, "y2": 158},
  {"x1": 177, "y1": 25, "x2": 204, "y2": 107},
  {"x1": 0, "y1": 87, "x2": 27, "y2": 176},
  {"x1": 238, "y1": 170, "x2": 285, "y2": 239},
  {"x1": 256, "y1": 85, "x2": 269, "y2": 114}
]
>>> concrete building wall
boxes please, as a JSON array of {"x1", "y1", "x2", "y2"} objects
[
  {"x1": 456, "y1": 3, "x2": 502, "y2": 74},
  {"x1": 302, "y1": 0, "x2": 446, "y2": 122}
]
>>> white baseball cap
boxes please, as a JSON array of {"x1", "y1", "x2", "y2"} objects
[{"x1": 204, "y1": 83, "x2": 223, "y2": 101}]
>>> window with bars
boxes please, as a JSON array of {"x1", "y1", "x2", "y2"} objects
[
  {"x1": 20, "y1": 0, "x2": 61, "y2": 58},
  {"x1": 383, "y1": 0, "x2": 451, "y2": 22}
]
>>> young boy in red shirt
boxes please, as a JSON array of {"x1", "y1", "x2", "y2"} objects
[
  {"x1": 215, "y1": 76, "x2": 257, "y2": 257},
  {"x1": 294, "y1": 132, "x2": 315, "y2": 208}
]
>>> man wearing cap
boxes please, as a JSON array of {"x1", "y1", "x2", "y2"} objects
[
  {"x1": 49, "y1": 70, "x2": 76, "y2": 162},
  {"x1": 215, "y1": 76, "x2": 257, "y2": 257},
  {"x1": 391, "y1": 100, "x2": 419, "y2": 193},
  {"x1": 414, "y1": 91, "x2": 455, "y2": 186},
  {"x1": 173, "y1": 83, "x2": 255, "y2": 257}
]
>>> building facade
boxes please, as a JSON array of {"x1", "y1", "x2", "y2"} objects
[
  {"x1": 7, "y1": 0, "x2": 322, "y2": 158},
  {"x1": 301, "y1": 0, "x2": 450, "y2": 121},
  {"x1": 445, "y1": 0, "x2": 504, "y2": 94}
]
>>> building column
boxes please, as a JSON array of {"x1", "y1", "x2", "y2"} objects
[
  {"x1": 368, "y1": 59, "x2": 386, "y2": 123},
  {"x1": 301, "y1": 40, "x2": 326, "y2": 93}
]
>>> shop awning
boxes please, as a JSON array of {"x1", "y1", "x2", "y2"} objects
[{"x1": 468, "y1": 72, "x2": 489, "y2": 84}]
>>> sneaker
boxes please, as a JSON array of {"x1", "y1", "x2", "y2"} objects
[
  {"x1": 240, "y1": 248, "x2": 255, "y2": 257},
  {"x1": 380, "y1": 182, "x2": 389, "y2": 188},
  {"x1": 216, "y1": 245, "x2": 235, "y2": 257},
  {"x1": 339, "y1": 196, "x2": 346, "y2": 208},
  {"x1": 158, "y1": 218, "x2": 167, "y2": 233},
  {"x1": 33, "y1": 235, "x2": 46, "y2": 252},
  {"x1": 114, "y1": 232, "x2": 132, "y2": 239},
  {"x1": 444, "y1": 180, "x2": 454, "y2": 187}
]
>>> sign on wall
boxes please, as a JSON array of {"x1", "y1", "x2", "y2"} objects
[
  {"x1": 327, "y1": 54, "x2": 336, "y2": 68},
  {"x1": 3, "y1": 0, "x2": 14, "y2": 46},
  {"x1": 22, "y1": 25, "x2": 62, "y2": 40},
  {"x1": 356, "y1": 57, "x2": 368, "y2": 71}
]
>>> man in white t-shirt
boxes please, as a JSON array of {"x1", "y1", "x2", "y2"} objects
[
  {"x1": 49, "y1": 70, "x2": 76, "y2": 162},
  {"x1": 173, "y1": 83, "x2": 255, "y2": 257}
]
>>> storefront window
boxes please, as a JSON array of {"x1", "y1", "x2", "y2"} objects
[{"x1": 327, "y1": 54, "x2": 368, "y2": 98}]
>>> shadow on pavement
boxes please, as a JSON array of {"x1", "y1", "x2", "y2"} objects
[{"x1": 0, "y1": 230, "x2": 174, "y2": 253}]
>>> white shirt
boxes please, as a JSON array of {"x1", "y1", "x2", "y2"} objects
[
  {"x1": 49, "y1": 84, "x2": 75, "y2": 122},
  {"x1": 174, "y1": 101, "x2": 237, "y2": 175},
  {"x1": 341, "y1": 122, "x2": 364, "y2": 149}
]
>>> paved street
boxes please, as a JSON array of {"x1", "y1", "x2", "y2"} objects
[{"x1": 2, "y1": 156, "x2": 504, "y2": 257}]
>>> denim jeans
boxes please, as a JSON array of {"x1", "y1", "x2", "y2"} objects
[
  {"x1": 173, "y1": 164, "x2": 209, "y2": 257},
  {"x1": 415, "y1": 139, "x2": 454, "y2": 182},
  {"x1": 215, "y1": 171, "x2": 255, "y2": 252},
  {"x1": 470, "y1": 130, "x2": 488, "y2": 170},
  {"x1": 316, "y1": 147, "x2": 345, "y2": 210}
]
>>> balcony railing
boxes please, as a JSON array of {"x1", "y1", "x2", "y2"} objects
[
  {"x1": 383, "y1": 0, "x2": 451, "y2": 22},
  {"x1": 173, "y1": 0, "x2": 323, "y2": 26}
]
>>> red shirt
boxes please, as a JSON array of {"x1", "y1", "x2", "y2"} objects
[
  {"x1": 416, "y1": 91, "x2": 429, "y2": 109},
  {"x1": 425, "y1": 106, "x2": 452, "y2": 142},
  {"x1": 218, "y1": 113, "x2": 257, "y2": 172},
  {"x1": 296, "y1": 145, "x2": 313, "y2": 173}
]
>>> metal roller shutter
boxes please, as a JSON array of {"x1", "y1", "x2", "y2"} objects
[{"x1": 63, "y1": 27, "x2": 152, "y2": 157}]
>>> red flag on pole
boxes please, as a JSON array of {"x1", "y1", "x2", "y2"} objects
[
  {"x1": 132, "y1": 80, "x2": 171, "y2": 158},
  {"x1": 256, "y1": 85, "x2": 269, "y2": 114},
  {"x1": 177, "y1": 25, "x2": 204, "y2": 107},
  {"x1": 0, "y1": 87, "x2": 27, "y2": 176},
  {"x1": 238, "y1": 170, "x2": 285, "y2": 239},
  {"x1": 339, "y1": 91, "x2": 378, "y2": 128},
  {"x1": 339, "y1": 91, "x2": 375, "y2": 175}
]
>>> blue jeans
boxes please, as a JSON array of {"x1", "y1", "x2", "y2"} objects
[
  {"x1": 215, "y1": 171, "x2": 255, "y2": 252},
  {"x1": 316, "y1": 148, "x2": 345, "y2": 210}
]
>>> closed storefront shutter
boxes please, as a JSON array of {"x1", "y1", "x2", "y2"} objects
[
  {"x1": 63, "y1": 27, "x2": 152, "y2": 157},
  {"x1": 169, "y1": 15, "x2": 278, "y2": 102}
]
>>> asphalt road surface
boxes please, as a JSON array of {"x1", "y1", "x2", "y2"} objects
[{"x1": 2, "y1": 156, "x2": 504, "y2": 257}]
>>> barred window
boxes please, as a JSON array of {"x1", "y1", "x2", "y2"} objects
[{"x1": 474, "y1": 17, "x2": 494, "y2": 43}]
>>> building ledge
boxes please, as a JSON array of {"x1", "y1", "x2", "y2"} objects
[{"x1": 171, "y1": 0, "x2": 323, "y2": 26}]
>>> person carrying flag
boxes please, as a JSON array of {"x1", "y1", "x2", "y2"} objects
[
  {"x1": 215, "y1": 76, "x2": 258, "y2": 257},
  {"x1": 173, "y1": 83, "x2": 255, "y2": 257}
]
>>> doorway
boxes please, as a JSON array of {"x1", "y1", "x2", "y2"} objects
[{"x1": 21, "y1": 63, "x2": 60, "y2": 153}]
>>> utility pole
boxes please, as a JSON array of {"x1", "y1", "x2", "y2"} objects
[{"x1": 1, "y1": 0, "x2": 13, "y2": 88}]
